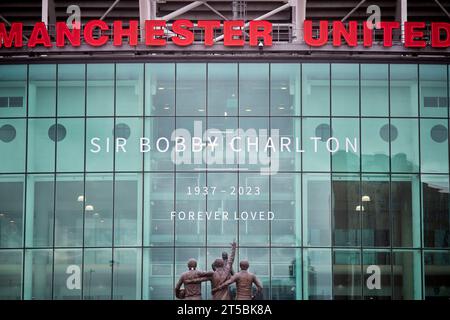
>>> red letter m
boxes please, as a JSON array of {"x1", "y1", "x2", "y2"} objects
[{"x1": 0, "y1": 22, "x2": 23, "y2": 48}]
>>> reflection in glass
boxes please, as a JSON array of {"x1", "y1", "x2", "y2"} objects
[
  {"x1": 332, "y1": 174, "x2": 360, "y2": 247},
  {"x1": 361, "y1": 118, "x2": 389, "y2": 172},
  {"x1": 303, "y1": 174, "x2": 331, "y2": 246},
  {"x1": 143, "y1": 248, "x2": 174, "y2": 300},
  {"x1": 87, "y1": 64, "x2": 114, "y2": 116},
  {"x1": 116, "y1": 63, "x2": 143, "y2": 116},
  {"x1": 393, "y1": 250, "x2": 422, "y2": 300},
  {"x1": 391, "y1": 64, "x2": 418, "y2": 117},
  {"x1": 331, "y1": 118, "x2": 360, "y2": 172},
  {"x1": 26, "y1": 174, "x2": 54, "y2": 247},
  {"x1": 361, "y1": 64, "x2": 388, "y2": 116},
  {"x1": 54, "y1": 175, "x2": 83, "y2": 247},
  {"x1": 363, "y1": 250, "x2": 391, "y2": 299},
  {"x1": 302, "y1": 64, "x2": 330, "y2": 116},
  {"x1": 56, "y1": 118, "x2": 84, "y2": 172},
  {"x1": 0, "y1": 119, "x2": 26, "y2": 173},
  {"x1": 57, "y1": 64, "x2": 85, "y2": 116},
  {"x1": 271, "y1": 64, "x2": 300, "y2": 116},
  {"x1": 84, "y1": 174, "x2": 113, "y2": 247},
  {"x1": 271, "y1": 248, "x2": 301, "y2": 300},
  {"x1": 424, "y1": 251, "x2": 450, "y2": 299},
  {"x1": 83, "y1": 249, "x2": 112, "y2": 299},
  {"x1": 53, "y1": 249, "x2": 82, "y2": 300},
  {"x1": 331, "y1": 64, "x2": 359, "y2": 116},
  {"x1": 420, "y1": 119, "x2": 448, "y2": 173},
  {"x1": 0, "y1": 175, "x2": 24, "y2": 248},
  {"x1": 29, "y1": 64, "x2": 56, "y2": 117},
  {"x1": 390, "y1": 119, "x2": 419, "y2": 172},
  {"x1": 27, "y1": 119, "x2": 55, "y2": 173},
  {"x1": 144, "y1": 173, "x2": 174, "y2": 246},
  {"x1": 0, "y1": 64, "x2": 27, "y2": 117},
  {"x1": 145, "y1": 63, "x2": 175, "y2": 116},
  {"x1": 239, "y1": 64, "x2": 269, "y2": 116},
  {"x1": 208, "y1": 63, "x2": 238, "y2": 116},
  {"x1": 176, "y1": 64, "x2": 206, "y2": 116},
  {"x1": 113, "y1": 248, "x2": 142, "y2": 299},
  {"x1": 333, "y1": 249, "x2": 361, "y2": 300},
  {"x1": 0, "y1": 250, "x2": 22, "y2": 299},
  {"x1": 419, "y1": 65, "x2": 448, "y2": 118},
  {"x1": 303, "y1": 249, "x2": 332, "y2": 300},
  {"x1": 422, "y1": 175, "x2": 450, "y2": 248},
  {"x1": 24, "y1": 249, "x2": 53, "y2": 300}
]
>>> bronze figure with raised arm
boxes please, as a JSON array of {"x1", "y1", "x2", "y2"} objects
[
  {"x1": 185, "y1": 241, "x2": 237, "y2": 300},
  {"x1": 174, "y1": 258, "x2": 211, "y2": 300},
  {"x1": 211, "y1": 260, "x2": 263, "y2": 300}
]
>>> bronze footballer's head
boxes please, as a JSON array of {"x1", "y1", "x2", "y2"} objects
[
  {"x1": 240, "y1": 260, "x2": 249, "y2": 270},
  {"x1": 187, "y1": 259, "x2": 197, "y2": 270}
]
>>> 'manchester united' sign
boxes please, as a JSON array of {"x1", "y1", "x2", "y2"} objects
[{"x1": 1, "y1": 20, "x2": 450, "y2": 48}]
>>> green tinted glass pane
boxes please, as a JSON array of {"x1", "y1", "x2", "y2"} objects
[
  {"x1": 362, "y1": 175, "x2": 390, "y2": 247},
  {"x1": 392, "y1": 250, "x2": 422, "y2": 300},
  {"x1": 144, "y1": 173, "x2": 174, "y2": 246},
  {"x1": 0, "y1": 250, "x2": 22, "y2": 299},
  {"x1": 24, "y1": 249, "x2": 53, "y2": 300},
  {"x1": 54, "y1": 175, "x2": 83, "y2": 247},
  {"x1": 302, "y1": 173, "x2": 331, "y2": 247},
  {"x1": 208, "y1": 63, "x2": 238, "y2": 116},
  {"x1": 86, "y1": 118, "x2": 114, "y2": 172},
  {"x1": 271, "y1": 248, "x2": 302, "y2": 300},
  {"x1": 206, "y1": 172, "x2": 237, "y2": 246},
  {"x1": 424, "y1": 251, "x2": 450, "y2": 299},
  {"x1": 271, "y1": 117, "x2": 301, "y2": 172},
  {"x1": 239, "y1": 173, "x2": 269, "y2": 246},
  {"x1": 333, "y1": 249, "x2": 361, "y2": 300},
  {"x1": 27, "y1": 119, "x2": 55, "y2": 172},
  {"x1": 239, "y1": 63, "x2": 269, "y2": 116},
  {"x1": 361, "y1": 118, "x2": 389, "y2": 172},
  {"x1": 331, "y1": 118, "x2": 360, "y2": 172},
  {"x1": 391, "y1": 175, "x2": 421, "y2": 248},
  {"x1": 29, "y1": 64, "x2": 56, "y2": 117},
  {"x1": 0, "y1": 175, "x2": 24, "y2": 248},
  {"x1": 83, "y1": 249, "x2": 112, "y2": 299},
  {"x1": 363, "y1": 250, "x2": 391, "y2": 299},
  {"x1": 84, "y1": 174, "x2": 113, "y2": 247},
  {"x1": 175, "y1": 172, "x2": 206, "y2": 246},
  {"x1": 302, "y1": 118, "x2": 331, "y2": 171},
  {"x1": 391, "y1": 64, "x2": 418, "y2": 117},
  {"x1": 0, "y1": 119, "x2": 26, "y2": 173},
  {"x1": 302, "y1": 64, "x2": 330, "y2": 116},
  {"x1": 114, "y1": 174, "x2": 142, "y2": 246},
  {"x1": 56, "y1": 118, "x2": 84, "y2": 172},
  {"x1": 25, "y1": 174, "x2": 54, "y2": 247},
  {"x1": 144, "y1": 117, "x2": 175, "y2": 171},
  {"x1": 114, "y1": 118, "x2": 143, "y2": 172},
  {"x1": 57, "y1": 64, "x2": 85, "y2": 116},
  {"x1": 422, "y1": 175, "x2": 450, "y2": 248},
  {"x1": 332, "y1": 64, "x2": 359, "y2": 116},
  {"x1": 361, "y1": 64, "x2": 388, "y2": 116},
  {"x1": 176, "y1": 64, "x2": 206, "y2": 116},
  {"x1": 391, "y1": 119, "x2": 419, "y2": 172},
  {"x1": 145, "y1": 63, "x2": 175, "y2": 116},
  {"x1": 116, "y1": 63, "x2": 143, "y2": 116},
  {"x1": 303, "y1": 248, "x2": 332, "y2": 300},
  {"x1": 419, "y1": 65, "x2": 448, "y2": 118},
  {"x1": 271, "y1": 63, "x2": 300, "y2": 116},
  {"x1": 113, "y1": 248, "x2": 141, "y2": 299},
  {"x1": 0, "y1": 65, "x2": 27, "y2": 117},
  {"x1": 87, "y1": 64, "x2": 114, "y2": 116},
  {"x1": 143, "y1": 248, "x2": 174, "y2": 300},
  {"x1": 420, "y1": 119, "x2": 449, "y2": 173},
  {"x1": 53, "y1": 249, "x2": 82, "y2": 300},
  {"x1": 271, "y1": 173, "x2": 301, "y2": 246},
  {"x1": 332, "y1": 174, "x2": 360, "y2": 247}
]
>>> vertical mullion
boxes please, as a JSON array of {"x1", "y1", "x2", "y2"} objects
[
  {"x1": 81, "y1": 63, "x2": 87, "y2": 300},
  {"x1": 111, "y1": 63, "x2": 117, "y2": 300},
  {"x1": 51, "y1": 64, "x2": 58, "y2": 300}
]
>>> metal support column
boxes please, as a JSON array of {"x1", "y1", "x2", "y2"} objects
[
  {"x1": 140, "y1": 0, "x2": 157, "y2": 41},
  {"x1": 396, "y1": 0, "x2": 407, "y2": 43},
  {"x1": 290, "y1": 0, "x2": 306, "y2": 43}
]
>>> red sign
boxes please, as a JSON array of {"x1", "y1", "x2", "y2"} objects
[
  {"x1": 0, "y1": 20, "x2": 272, "y2": 48},
  {"x1": 0, "y1": 19, "x2": 449, "y2": 48}
]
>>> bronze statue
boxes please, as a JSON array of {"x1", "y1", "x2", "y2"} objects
[
  {"x1": 211, "y1": 260, "x2": 263, "y2": 300},
  {"x1": 185, "y1": 242, "x2": 236, "y2": 300},
  {"x1": 174, "y1": 258, "x2": 211, "y2": 300}
]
